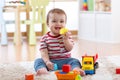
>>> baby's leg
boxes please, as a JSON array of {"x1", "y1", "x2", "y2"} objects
[
  {"x1": 34, "y1": 58, "x2": 48, "y2": 75},
  {"x1": 67, "y1": 58, "x2": 85, "y2": 76},
  {"x1": 36, "y1": 67, "x2": 49, "y2": 75},
  {"x1": 73, "y1": 67, "x2": 85, "y2": 76}
]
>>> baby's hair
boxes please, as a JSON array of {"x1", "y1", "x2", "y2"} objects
[{"x1": 47, "y1": 8, "x2": 67, "y2": 24}]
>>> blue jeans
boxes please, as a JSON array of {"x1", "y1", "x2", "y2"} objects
[{"x1": 34, "y1": 58, "x2": 82, "y2": 72}]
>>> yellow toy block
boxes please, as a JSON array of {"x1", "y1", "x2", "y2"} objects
[
  {"x1": 60, "y1": 27, "x2": 68, "y2": 35},
  {"x1": 75, "y1": 75, "x2": 82, "y2": 80}
]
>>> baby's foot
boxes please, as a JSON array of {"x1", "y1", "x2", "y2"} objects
[
  {"x1": 36, "y1": 68, "x2": 49, "y2": 75},
  {"x1": 73, "y1": 67, "x2": 85, "y2": 76}
]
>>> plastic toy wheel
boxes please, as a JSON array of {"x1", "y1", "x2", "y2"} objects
[{"x1": 94, "y1": 62, "x2": 99, "y2": 69}]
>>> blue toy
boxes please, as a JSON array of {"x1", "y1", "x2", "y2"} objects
[{"x1": 54, "y1": 63, "x2": 58, "y2": 70}]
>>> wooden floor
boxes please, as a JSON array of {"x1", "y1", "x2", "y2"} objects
[{"x1": 0, "y1": 37, "x2": 120, "y2": 63}]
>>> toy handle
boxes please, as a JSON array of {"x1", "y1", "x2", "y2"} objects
[
  {"x1": 94, "y1": 53, "x2": 98, "y2": 62},
  {"x1": 54, "y1": 63, "x2": 58, "y2": 70}
]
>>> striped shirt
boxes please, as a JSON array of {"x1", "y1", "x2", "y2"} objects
[{"x1": 40, "y1": 32, "x2": 73, "y2": 60}]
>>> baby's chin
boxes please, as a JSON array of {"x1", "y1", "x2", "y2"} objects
[
  {"x1": 54, "y1": 33, "x2": 60, "y2": 36},
  {"x1": 51, "y1": 32, "x2": 60, "y2": 36}
]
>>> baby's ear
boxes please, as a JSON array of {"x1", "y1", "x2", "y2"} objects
[{"x1": 47, "y1": 23, "x2": 49, "y2": 26}]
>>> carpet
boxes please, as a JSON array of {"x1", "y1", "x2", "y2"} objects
[{"x1": 0, "y1": 56, "x2": 120, "y2": 80}]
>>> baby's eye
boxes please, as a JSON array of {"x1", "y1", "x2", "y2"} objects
[
  {"x1": 52, "y1": 20, "x2": 56, "y2": 23},
  {"x1": 60, "y1": 21, "x2": 64, "y2": 23}
]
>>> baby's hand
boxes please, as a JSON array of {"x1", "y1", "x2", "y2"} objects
[
  {"x1": 60, "y1": 27, "x2": 71, "y2": 40},
  {"x1": 46, "y1": 61, "x2": 54, "y2": 70}
]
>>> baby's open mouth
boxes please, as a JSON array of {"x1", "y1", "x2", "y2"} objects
[{"x1": 55, "y1": 27, "x2": 61, "y2": 30}]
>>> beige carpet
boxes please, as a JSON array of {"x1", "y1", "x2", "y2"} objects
[{"x1": 0, "y1": 56, "x2": 120, "y2": 80}]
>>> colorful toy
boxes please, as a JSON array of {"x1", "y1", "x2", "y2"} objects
[
  {"x1": 62, "y1": 64, "x2": 71, "y2": 73},
  {"x1": 7, "y1": 0, "x2": 27, "y2": 5},
  {"x1": 75, "y1": 75, "x2": 82, "y2": 80},
  {"x1": 82, "y1": 0, "x2": 88, "y2": 11},
  {"x1": 25, "y1": 73, "x2": 34, "y2": 80},
  {"x1": 82, "y1": 53, "x2": 98, "y2": 75},
  {"x1": 55, "y1": 64, "x2": 82, "y2": 80},
  {"x1": 60, "y1": 27, "x2": 68, "y2": 35},
  {"x1": 54, "y1": 63, "x2": 58, "y2": 70},
  {"x1": 116, "y1": 68, "x2": 120, "y2": 74}
]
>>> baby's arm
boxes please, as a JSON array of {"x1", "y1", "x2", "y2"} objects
[
  {"x1": 40, "y1": 49, "x2": 54, "y2": 70},
  {"x1": 60, "y1": 28, "x2": 74, "y2": 51},
  {"x1": 63, "y1": 32, "x2": 74, "y2": 51},
  {"x1": 40, "y1": 49, "x2": 49, "y2": 63}
]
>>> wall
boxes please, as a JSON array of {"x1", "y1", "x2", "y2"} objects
[{"x1": 111, "y1": 0, "x2": 120, "y2": 43}]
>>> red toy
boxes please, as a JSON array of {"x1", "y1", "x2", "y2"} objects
[
  {"x1": 62, "y1": 64, "x2": 71, "y2": 73},
  {"x1": 82, "y1": 0, "x2": 88, "y2": 11},
  {"x1": 25, "y1": 74, "x2": 34, "y2": 80},
  {"x1": 116, "y1": 68, "x2": 120, "y2": 74}
]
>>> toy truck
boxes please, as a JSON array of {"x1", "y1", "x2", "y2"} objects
[{"x1": 82, "y1": 54, "x2": 99, "y2": 75}]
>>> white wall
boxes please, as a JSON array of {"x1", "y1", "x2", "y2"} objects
[
  {"x1": 0, "y1": 1, "x2": 79, "y2": 33},
  {"x1": 111, "y1": 0, "x2": 120, "y2": 43}
]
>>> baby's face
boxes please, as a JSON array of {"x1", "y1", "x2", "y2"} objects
[{"x1": 47, "y1": 13, "x2": 66, "y2": 36}]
